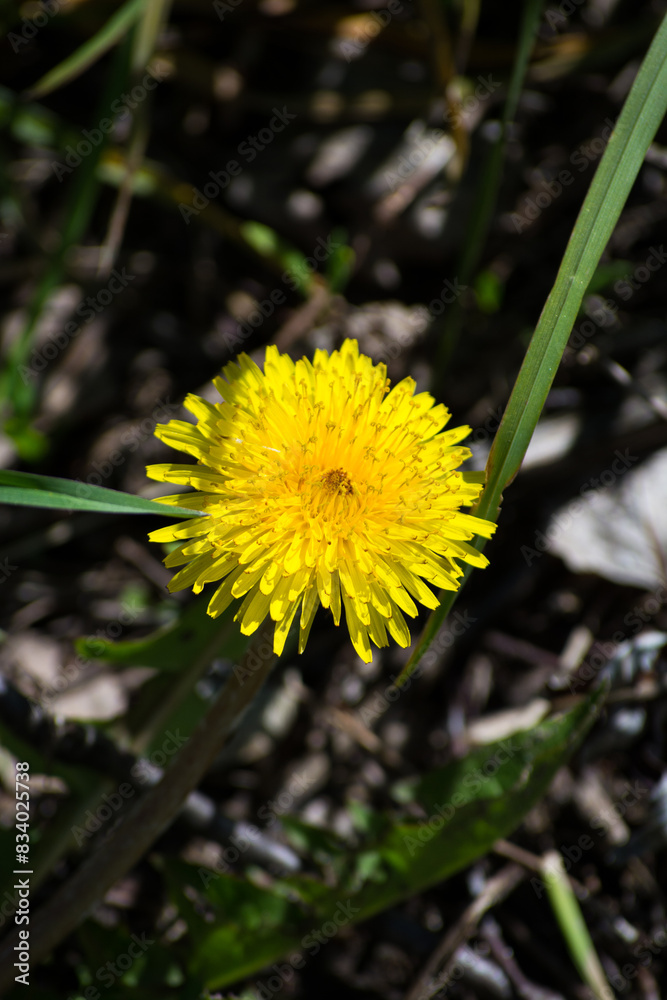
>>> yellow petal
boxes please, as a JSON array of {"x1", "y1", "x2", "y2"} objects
[
  {"x1": 238, "y1": 586, "x2": 272, "y2": 635},
  {"x1": 341, "y1": 590, "x2": 372, "y2": 663}
]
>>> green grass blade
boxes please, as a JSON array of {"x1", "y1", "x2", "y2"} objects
[
  {"x1": 0, "y1": 470, "x2": 203, "y2": 517},
  {"x1": 542, "y1": 850, "x2": 612, "y2": 999},
  {"x1": 95, "y1": 0, "x2": 172, "y2": 275},
  {"x1": 484, "y1": 12, "x2": 667, "y2": 511},
  {"x1": 1, "y1": 40, "x2": 133, "y2": 450},
  {"x1": 26, "y1": 0, "x2": 144, "y2": 100},
  {"x1": 399, "y1": 11, "x2": 667, "y2": 684},
  {"x1": 239, "y1": 220, "x2": 316, "y2": 295},
  {"x1": 459, "y1": 0, "x2": 544, "y2": 281},
  {"x1": 131, "y1": 0, "x2": 172, "y2": 73},
  {"x1": 75, "y1": 595, "x2": 242, "y2": 672},
  {"x1": 437, "y1": 0, "x2": 545, "y2": 372}
]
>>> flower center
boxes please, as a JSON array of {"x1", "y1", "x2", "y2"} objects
[{"x1": 320, "y1": 467, "x2": 354, "y2": 496}]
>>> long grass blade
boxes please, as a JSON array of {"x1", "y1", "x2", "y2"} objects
[
  {"x1": 0, "y1": 470, "x2": 202, "y2": 518},
  {"x1": 542, "y1": 851, "x2": 611, "y2": 999},
  {"x1": 437, "y1": 0, "x2": 546, "y2": 374},
  {"x1": 26, "y1": 0, "x2": 144, "y2": 100},
  {"x1": 131, "y1": 0, "x2": 173, "y2": 73},
  {"x1": 1, "y1": 39, "x2": 133, "y2": 452},
  {"x1": 399, "y1": 11, "x2": 667, "y2": 684}
]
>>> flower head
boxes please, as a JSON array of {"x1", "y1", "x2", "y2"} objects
[{"x1": 147, "y1": 339, "x2": 495, "y2": 662}]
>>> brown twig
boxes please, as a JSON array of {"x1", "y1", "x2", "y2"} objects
[
  {"x1": 493, "y1": 839, "x2": 590, "y2": 900},
  {"x1": 405, "y1": 862, "x2": 526, "y2": 1000}
]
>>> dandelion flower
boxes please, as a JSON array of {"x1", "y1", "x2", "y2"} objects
[{"x1": 147, "y1": 339, "x2": 496, "y2": 662}]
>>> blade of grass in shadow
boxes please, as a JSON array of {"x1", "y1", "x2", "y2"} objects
[
  {"x1": 483, "y1": 12, "x2": 667, "y2": 509},
  {"x1": 436, "y1": 0, "x2": 545, "y2": 375},
  {"x1": 97, "y1": 104, "x2": 151, "y2": 277},
  {"x1": 1, "y1": 38, "x2": 133, "y2": 455},
  {"x1": 26, "y1": 0, "x2": 144, "y2": 100},
  {"x1": 97, "y1": 0, "x2": 173, "y2": 276},
  {"x1": 398, "y1": 11, "x2": 667, "y2": 685},
  {"x1": 418, "y1": 0, "x2": 463, "y2": 164},
  {"x1": 0, "y1": 469, "x2": 203, "y2": 518},
  {"x1": 94, "y1": 150, "x2": 323, "y2": 296},
  {"x1": 131, "y1": 0, "x2": 173, "y2": 73},
  {"x1": 457, "y1": 0, "x2": 481, "y2": 72}
]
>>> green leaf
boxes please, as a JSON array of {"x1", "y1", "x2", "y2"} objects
[
  {"x1": 0, "y1": 722, "x2": 96, "y2": 797},
  {"x1": 325, "y1": 230, "x2": 355, "y2": 294},
  {"x1": 165, "y1": 858, "x2": 306, "y2": 986},
  {"x1": 239, "y1": 221, "x2": 313, "y2": 295},
  {"x1": 183, "y1": 689, "x2": 603, "y2": 990},
  {"x1": 26, "y1": 0, "x2": 144, "y2": 100},
  {"x1": 583, "y1": 260, "x2": 633, "y2": 297},
  {"x1": 474, "y1": 269, "x2": 504, "y2": 314},
  {"x1": 77, "y1": 917, "x2": 188, "y2": 995},
  {"x1": 280, "y1": 816, "x2": 349, "y2": 867},
  {"x1": 0, "y1": 470, "x2": 202, "y2": 518},
  {"x1": 2, "y1": 420, "x2": 48, "y2": 461},
  {"x1": 365, "y1": 690, "x2": 605, "y2": 898},
  {"x1": 75, "y1": 595, "x2": 244, "y2": 672}
]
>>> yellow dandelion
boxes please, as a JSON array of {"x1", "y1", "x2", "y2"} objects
[{"x1": 146, "y1": 339, "x2": 496, "y2": 663}]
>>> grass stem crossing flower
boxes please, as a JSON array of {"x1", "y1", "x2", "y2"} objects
[{"x1": 147, "y1": 340, "x2": 495, "y2": 662}]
